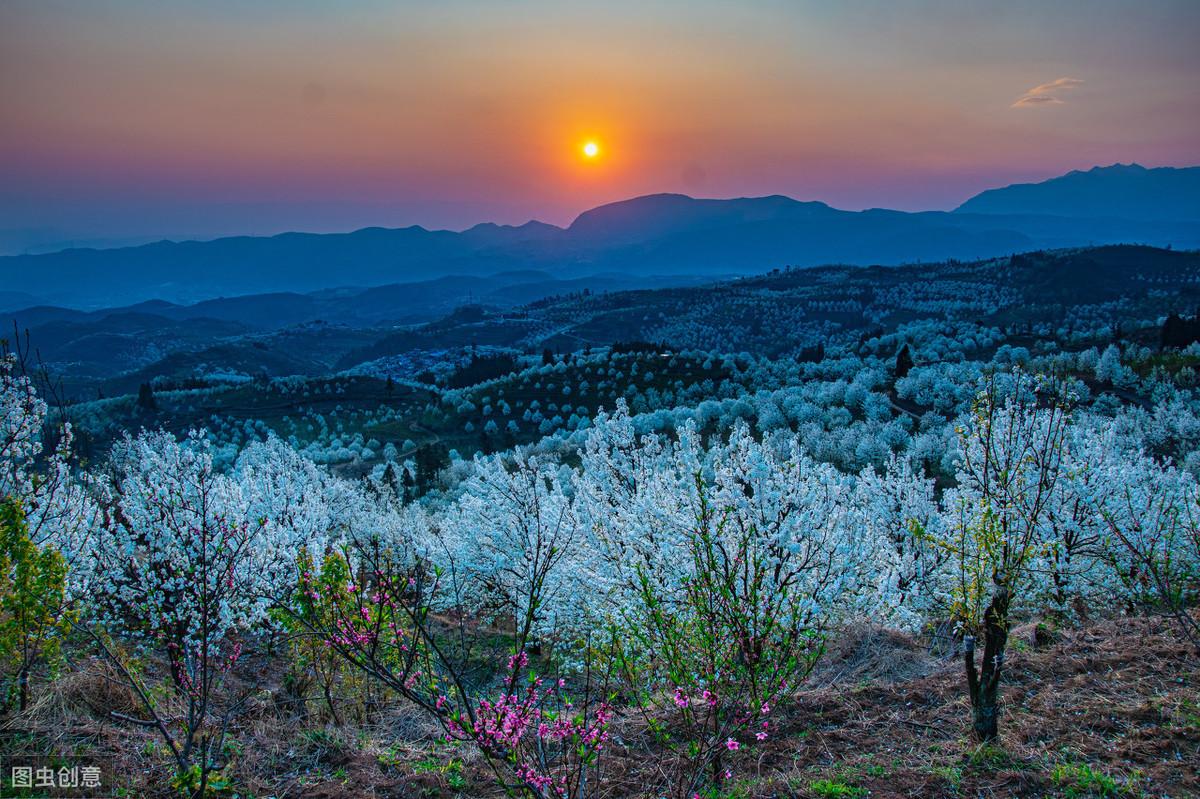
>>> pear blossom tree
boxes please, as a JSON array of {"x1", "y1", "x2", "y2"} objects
[
  {"x1": 851, "y1": 454, "x2": 948, "y2": 628},
  {"x1": 440, "y1": 450, "x2": 598, "y2": 646},
  {"x1": 1030, "y1": 418, "x2": 1124, "y2": 615},
  {"x1": 90, "y1": 430, "x2": 296, "y2": 797},
  {"x1": 576, "y1": 410, "x2": 884, "y2": 796},
  {"x1": 0, "y1": 351, "x2": 97, "y2": 595},
  {"x1": 1074, "y1": 442, "x2": 1200, "y2": 649}
]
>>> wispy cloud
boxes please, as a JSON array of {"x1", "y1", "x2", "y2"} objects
[{"x1": 1011, "y1": 77, "x2": 1084, "y2": 108}]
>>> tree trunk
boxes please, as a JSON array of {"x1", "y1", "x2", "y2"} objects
[
  {"x1": 963, "y1": 586, "x2": 1011, "y2": 743},
  {"x1": 324, "y1": 680, "x2": 342, "y2": 726},
  {"x1": 17, "y1": 664, "x2": 29, "y2": 712}
]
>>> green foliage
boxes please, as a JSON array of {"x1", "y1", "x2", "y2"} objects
[
  {"x1": 965, "y1": 743, "x2": 1015, "y2": 772},
  {"x1": 614, "y1": 478, "x2": 825, "y2": 794},
  {"x1": 931, "y1": 764, "x2": 963, "y2": 794},
  {"x1": 410, "y1": 755, "x2": 467, "y2": 789},
  {"x1": 0, "y1": 497, "x2": 72, "y2": 711},
  {"x1": 1175, "y1": 697, "x2": 1200, "y2": 733},
  {"x1": 809, "y1": 778, "x2": 867, "y2": 798},
  {"x1": 278, "y1": 549, "x2": 357, "y2": 724},
  {"x1": 1050, "y1": 763, "x2": 1123, "y2": 798},
  {"x1": 169, "y1": 763, "x2": 234, "y2": 798}
]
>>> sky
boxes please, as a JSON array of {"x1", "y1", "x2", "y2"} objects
[{"x1": 1, "y1": 0, "x2": 1198, "y2": 252}]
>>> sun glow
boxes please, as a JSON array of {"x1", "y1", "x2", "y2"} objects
[{"x1": 582, "y1": 140, "x2": 600, "y2": 158}]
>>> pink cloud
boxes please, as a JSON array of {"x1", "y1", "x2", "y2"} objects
[{"x1": 1012, "y1": 77, "x2": 1084, "y2": 108}]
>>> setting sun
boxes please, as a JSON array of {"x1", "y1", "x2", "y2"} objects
[{"x1": 582, "y1": 141, "x2": 600, "y2": 159}]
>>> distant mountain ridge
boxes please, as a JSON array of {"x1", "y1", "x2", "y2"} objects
[
  {"x1": 3, "y1": 165, "x2": 1198, "y2": 308},
  {"x1": 565, "y1": 193, "x2": 837, "y2": 245},
  {"x1": 4, "y1": 270, "x2": 708, "y2": 333},
  {"x1": 956, "y1": 163, "x2": 1200, "y2": 220}
]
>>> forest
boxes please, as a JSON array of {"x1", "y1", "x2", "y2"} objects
[{"x1": 1, "y1": 245, "x2": 1198, "y2": 797}]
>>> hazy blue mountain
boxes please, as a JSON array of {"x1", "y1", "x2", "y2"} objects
[
  {"x1": 3, "y1": 270, "x2": 715, "y2": 394},
  {"x1": 459, "y1": 220, "x2": 565, "y2": 247},
  {"x1": 3, "y1": 270, "x2": 708, "y2": 338},
  {"x1": 956, "y1": 163, "x2": 1200, "y2": 220},
  {"x1": 0, "y1": 290, "x2": 46, "y2": 313},
  {"x1": 3, "y1": 166, "x2": 1198, "y2": 308},
  {"x1": 0, "y1": 225, "x2": 539, "y2": 308}
]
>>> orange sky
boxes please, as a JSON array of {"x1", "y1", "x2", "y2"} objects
[{"x1": 1, "y1": 1, "x2": 1198, "y2": 250}]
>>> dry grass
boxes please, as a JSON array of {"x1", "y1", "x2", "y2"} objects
[
  {"x1": 2, "y1": 613, "x2": 1196, "y2": 798},
  {"x1": 808, "y1": 623, "x2": 940, "y2": 689}
]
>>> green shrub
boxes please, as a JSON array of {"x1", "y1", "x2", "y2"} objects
[{"x1": 0, "y1": 497, "x2": 72, "y2": 712}]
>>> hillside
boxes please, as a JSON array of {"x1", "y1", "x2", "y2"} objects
[
  {"x1": 16, "y1": 244, "x2": 1199, "y2": 401},
  {"x1": 342, "y1": 245, "x2": 1200, "y2": 368},
  {"x1": 6, "y1": 611, "x2": 1195, "y2": 798},
  {"x1": 42, "y1": 245, "x2": 1200, "y2": 481}
]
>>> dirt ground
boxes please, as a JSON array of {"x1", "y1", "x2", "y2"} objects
[{"x1": 3, "y1": 613, "x2": 1196, "y2": 798}]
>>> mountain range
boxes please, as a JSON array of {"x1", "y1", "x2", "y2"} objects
[{"x1": 1, "y1": 163, "x2": 1196, "y2": 310}]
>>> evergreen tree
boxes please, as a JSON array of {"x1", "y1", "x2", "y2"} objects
[
  {"x1": 895, "y1": 344, "x2": 914, "y2": 380},
  {"x1": 136, "y1": 382, "x2": 157, "y2": 412},
  {"x1": 401, "y1": 465, "x2": 416, "y2": 505},
  {"x1": 414, "y1": 444, "x2": 449, "y2": 493},
  {"x1": 381, "y1": 463, "x2": 400, "y2": 499},
  {"x1": 1161, "y1": 312, "x2": 1200, "y2": 349}
]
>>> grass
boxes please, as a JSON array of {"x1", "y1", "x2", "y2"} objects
[
  {"x1": 1049, "y1": 763, "x2": 1123, "y2": 797},
  {"x1": 964, "y1": 742, "x2": 1021, "y2": 772},
  {"x1": 930, "y1": 764, "x2": 963, "y2": 794},
  {"x1": 410, "y1": 754, "x2": 467, "y2": 790},
  {"x1": 808, "y1": 778, "x2": 868, "y2": 798}
]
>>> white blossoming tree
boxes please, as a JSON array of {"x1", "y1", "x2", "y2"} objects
[
  {"x1": 441, "y1": 449, "x2": 598, "y2": 648},
  {"x1": 0, "y1": 351, "x2": 98, "y2": 594},
  {"x1": 91, "y1": 430, "x2": 298, "y2": 796},
  {"x1": 0, "y1": 348, "x2": 96, "y2": 709},
  {"x1": 575, "y1": 408, "x2": 886, "y2": 795},
  {"x1": 1072, "y1": 438, "x2": 1200, "y2": 650}
]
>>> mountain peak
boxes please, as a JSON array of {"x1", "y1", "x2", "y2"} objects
[
  {"x1": 460, "y1": 219, "x2": 563, "y2": 248},
  {"x1": 1061, "y1": 163, "x2": 1147, "y2": 178}
]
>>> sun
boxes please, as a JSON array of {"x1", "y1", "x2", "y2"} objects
[{"x1": 582, "y1": 140, "x2": 600, "y2": 159}]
